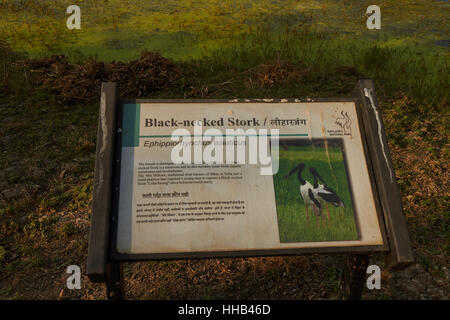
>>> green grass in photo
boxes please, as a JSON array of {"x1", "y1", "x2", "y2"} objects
[{"x1": 273, "y1": 142, "x2": 359, "y2": 243}]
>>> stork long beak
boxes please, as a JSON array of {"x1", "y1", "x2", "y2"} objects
[{"x1": 285, "y1": 163, "x2": 304, "y2": 179}]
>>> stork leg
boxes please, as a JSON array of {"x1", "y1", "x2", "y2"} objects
[
  {"x1": 305, "y1": 205, "x2": 310, "y2": 225},
  {"x1": 312, "y1": 205, "x2": 320, "y2": 226},
  {"x1": 326, "y1": 203, "x2": 331, "y2": 225}
]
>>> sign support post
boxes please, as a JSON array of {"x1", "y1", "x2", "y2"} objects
[
  {"x1": 338, "y1": 254, "x2": 370, "y2": 300},
  {"x1": 352, "y1": 79, "x2": 414, "y2": 270},
  {"x1": 87, "y1": 82, "x2": 123, "y2": 298},
  {"x1": 106, "y1": 262, "x2": 125, "y2": 300}
]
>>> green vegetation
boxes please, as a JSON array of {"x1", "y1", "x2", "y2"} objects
[
  {"x1": 1, "y1": 1, "x2": 448, "y2": 105},
  {"x1": 1, "y1": 0, "x2": 448, "y2": 60},
  {"x1": 208, "y1": 33, "x2": 449, "y2": 106},
  {"x1": 274, "y1": 145, "x2": 358, "y2": 242}
]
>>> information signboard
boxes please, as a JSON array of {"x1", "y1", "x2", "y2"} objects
[
  {"x1": 110, "y1": 100, "x2": 388, "y2": 259},
  {"x1": 87, "y1": 81, "x2": 413, "y2": 299}
]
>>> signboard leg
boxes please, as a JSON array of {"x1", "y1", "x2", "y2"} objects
[
  {"x1": 353, "y1": 79, "x2": 413, "y2": 270},
  {"x1": 106, "y1": 262, "x2": 125, "y2": 300},
  {"x1": 338, "y1": 254, "x2": 369, "y2": 300},
  {"x1": 87, "y1": 82, "x2": 119, "y2": 283}
]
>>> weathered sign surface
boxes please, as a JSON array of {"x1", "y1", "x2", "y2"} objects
[{"x1": 112, "y1": 101, "x2": 386, "y2": 257}]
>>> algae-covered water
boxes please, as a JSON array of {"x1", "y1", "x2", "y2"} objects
[{"x1": 1, "y1": 0, "x2": 448, "y2": 61}]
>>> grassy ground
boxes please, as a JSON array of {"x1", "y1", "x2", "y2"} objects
[
  {"x1": 2, "y1": 0, "x2": 448, "y2": 105},
  {"x1": 274, "y1": 145, "x2": 358, "y2": 243},
  {"x1": 0, "y1": 20, "x2": 448, "y2": 299},
  {"x1": 1, "y1": 0, "x2": 448, "y2": 61}
]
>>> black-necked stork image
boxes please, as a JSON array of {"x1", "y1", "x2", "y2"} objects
[
  {"x1": 284, "y1": 163, "x2": 322, "y2": 225},
  {"x1": 309, "y1": 167, "x2": 344, "y2": 222}
]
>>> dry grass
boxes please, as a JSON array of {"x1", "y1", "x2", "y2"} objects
[{"x1": 22, "y1": 52, "x2": 181, "y2": 104}]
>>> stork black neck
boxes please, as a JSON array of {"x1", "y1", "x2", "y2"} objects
[
  {"x1": 310, "y1": 168, "x2": 323, "y2": 188},
  {"x1": 286, "y1": 163, "x2": 306, "y2": 184},
  {"x1": 311, "y1": 171, "x2": 319, "y2": 188},
  {"x1": 297, "y1": 168, "x2": 306, "y2": 185}
]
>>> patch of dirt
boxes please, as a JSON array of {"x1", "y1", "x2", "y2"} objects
[
  {"x1": 23, "y1": 52, "x2": 182, "y2": 104},
  {"x1": 252, "y1": 60, "x2": 360, "y2": 89},
  {"x1": 253, "y1": 59, "x2": 310, "y2": 88}
]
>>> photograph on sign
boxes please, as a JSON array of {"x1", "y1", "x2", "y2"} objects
[
  {"x1": 274, "y1": 138, "x2": 358, "y2": 243},
  {"x1": 114, "y1": 102, "x2": 384, "y2": 257}
]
